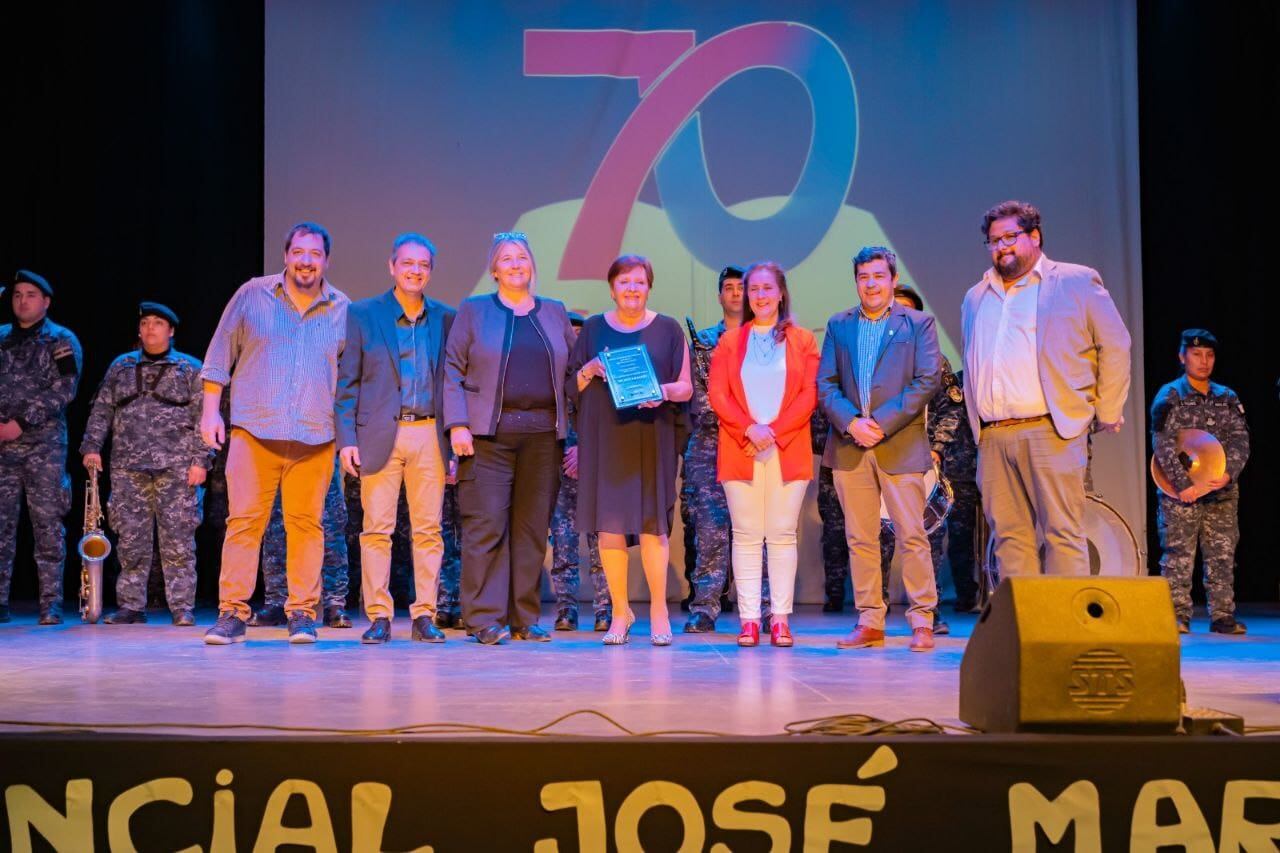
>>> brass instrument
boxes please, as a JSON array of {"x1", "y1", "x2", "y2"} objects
[
  {"x1": 78, "y1": 468, "x2": 111, "y2": 623},
  {"x1": 1150, "y1": 429, "x2": 1227, "y2": 499}
]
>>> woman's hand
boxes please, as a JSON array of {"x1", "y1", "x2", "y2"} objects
[
  {"x1": 578, "y1": 357, "x2": 607, "y2": 383},
  {"x1": 744, "y1": 423, "x2": 775, "y2": 450},
  {"x1": 637, "y1": 384, "x2": 669, "y2": 409},
  {"x1": 451, "y1": 426, "x2": 475, "y2": 457}
]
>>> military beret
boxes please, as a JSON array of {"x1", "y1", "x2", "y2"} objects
[
  {"x1": 567, "y1": 310, "x2": 586, "y2": 328},
  {"x1": 14, "y1": 269, "x2": 52, "y2": 297},
  {"x1": 718, "y1": 265, "x2": 745, "y2": 289},
  {"x1": 893, "y1": 283, "x2": 924, "y2": 311},
  {"x1": 1180, "y1": 328, "x2": 1216, "y2": 350},
  {"x1": 139, "y1": 301, "x2": 180, "y2": 327}
]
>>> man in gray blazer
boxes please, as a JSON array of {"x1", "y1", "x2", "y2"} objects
[
  {"x1": 961, "y1": 200, "x2": 1131, "y2": 578},
  {"x1": 818, "y1": 246, "x2": 942, "y2": 651},
  {"x1": 336, "y1": 233, "x2": 456, "y2": 644}
]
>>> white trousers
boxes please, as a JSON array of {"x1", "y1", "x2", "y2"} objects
[{"x1": 722, "y1": 449, "x2": 808, "y2": 620}]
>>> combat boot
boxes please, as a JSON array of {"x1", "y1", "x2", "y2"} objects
[
  {"x1": 554, "y1": 608, "x2": 579, "y2": 631},
  {"x1": 683, "y1": 612, "x2": 715, "y2": 633},
  {"x1": 172, "y1": 609, "x2": 196, "y2": 627},
  {"x1": 1210, "y1": 616, "x2": 1247, "y2": 635},
  {"x1": 323, "y1": 605, "x2": 352, "y2": 628},
  {"x1": 38, "y1": 604, "x2": 62, "y2": 625},
  {"x1": 105, "y1": 608, "x2": 147, "y2": 624},
  {"x1": 248, "y1": 604, "x2": 286, "y2": 627}
]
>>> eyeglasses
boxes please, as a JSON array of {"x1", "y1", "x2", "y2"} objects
[
  {"x1": 493, "y1": 231, "x2": 528, "y2": 243},
  {"x1": 985, "y1": 230, "x2": 1026, "y2": 249}
]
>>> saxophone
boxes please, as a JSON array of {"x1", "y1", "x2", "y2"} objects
[{"x1": 78, "y1": 468, "x2": 111, "y2": 623}]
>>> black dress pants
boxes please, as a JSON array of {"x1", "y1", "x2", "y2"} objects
[{"x1": 458, "y1": 431, "x2": 561, "y2": 631}]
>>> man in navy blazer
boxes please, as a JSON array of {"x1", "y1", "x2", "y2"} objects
[
  {"x1": 818, "y1": 246, "x2": 941, "y2": 652},
  {"x1": 336, "y1": 233, "x2": 456, "y2": 644}
]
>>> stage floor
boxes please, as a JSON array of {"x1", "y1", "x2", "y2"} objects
[{"x1": 1, "y1": 605, "x2": 1277, "y2": 737}]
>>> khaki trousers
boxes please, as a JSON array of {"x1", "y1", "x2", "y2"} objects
[
  {"x1": 832, "y1": 452, "x2": 936, "y2": 630},
  {"x1": 220, "y1": 428, "x2": 334, "y2": 620},
  {"x1": 359, "y1": 421, "x2": 446, "y2": 620},
  {"x1": 977, "y1": 419, "x2": 1088, "y2": 577}
]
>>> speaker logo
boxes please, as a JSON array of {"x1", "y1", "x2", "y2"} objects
[{"x1": 1067, "y1": 649, "x2": 1135, "y2": 714}]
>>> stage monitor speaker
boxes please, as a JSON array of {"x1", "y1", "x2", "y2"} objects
[{"x1": 959, "y1": 577, "x2": 1181, "y2": 734}]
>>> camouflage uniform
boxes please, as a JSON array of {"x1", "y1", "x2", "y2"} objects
[
  {"x1": 683, "y1": 320, "x2": 734, "y2": 621},
  {"x1": 811, "y1": 407, "x2": 850, "y2": 604},
  {"x1": 259, "y1": 456, "x2": 349, "y2": 608},
  {"x1": 80, "y1": 347, "x2": 207, "y2": 613},
  {"x1": 0, "y1": 317, "x2": 81, "y2": 614},
  {"x1": 549, "y1": 419, "x2": 609, "y2": 618},
  {"x1": 437, "y1": 483, "x2": 462, "y2": 615},
  {"x1": 876, "y1": 359, "x2": 980, "y2": 606},
  {"x1": 1151, "y1": 376, "x2": 1249, "y2": 622}
]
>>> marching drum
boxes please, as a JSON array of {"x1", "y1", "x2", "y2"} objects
[
  {"x1": 879, "y1": 465, "x2": 954, "y2": 536},
  {"x1": 978, "y1": 493, "x2": 1143, "y2": 602}
]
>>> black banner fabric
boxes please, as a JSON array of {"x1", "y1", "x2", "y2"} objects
[{"x1": 3, "y1": 736, "x2": 1279, "y2": 850}]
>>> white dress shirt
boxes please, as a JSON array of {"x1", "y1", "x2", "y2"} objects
[
  {"x1": 970, "y1": 255, "x2": 1049, "y2": 422},
  {"x1": 741, "y1": 324, "x2": 787, "y2": 461}
]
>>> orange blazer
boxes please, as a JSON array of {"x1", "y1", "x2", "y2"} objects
[{"x1": 708, "y1": 323, "x2": 820, "y2": 483}]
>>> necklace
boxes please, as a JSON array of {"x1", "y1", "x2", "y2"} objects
[{"x1": 748, "y1": 327, "x2": 779, "y2": 364}]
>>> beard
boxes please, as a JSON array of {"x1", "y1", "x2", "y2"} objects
[{"x1": 996, "y1": 252, "x2": 1033, "y2": 281}]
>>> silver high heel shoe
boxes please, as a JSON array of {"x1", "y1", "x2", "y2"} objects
[
  {"x1": 603, "y1": 610, "x2": 636, "y2": 646},
  {"x1": 651, "y1": 615, "x2": 673, "y2": 647}
]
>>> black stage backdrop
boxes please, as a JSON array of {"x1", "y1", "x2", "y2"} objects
[{"x1": 3, "y1": 1, "x2": 1277, "y2": 606}]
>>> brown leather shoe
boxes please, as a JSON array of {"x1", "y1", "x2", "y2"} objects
[
  {"x1": 836, "y1": 626, "x2": 885, "y2": 649},
  {"x1": 909, "y1": 627, "x2": 935, "y2": 652}
]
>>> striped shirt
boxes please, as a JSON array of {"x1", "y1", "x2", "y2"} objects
[
  {"x1": 855, "y1": 305, "x2": 890, "y2": 417},
  {"x1": 201, "y1": 273, "x2": 349, "y2": 444}
]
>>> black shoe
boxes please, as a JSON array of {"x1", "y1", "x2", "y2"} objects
[
  {"x1": 822, "y1": 598, "x2": 844, "y2": 613},
  {"x1": 953, "y1": 597, "x2": 979, "y2": 614},
  {"x1": 720, "y1": 595, "x2": 735, "y2": 613},
  {"x1": 593, "y1": 611, "x2": 611, "y2": 632},
  {"x1": 204, "y1": 612, "x2": 246, "y2": 645},
  {"x1": 412, "y1": 616, "x2": 447, "y2": 643},
  {"x1": 38, "y1": 606, "x2": 62, "y2": 625},
  {"x1": 1177, "y1": 618, "x2": 1191, "y2": 635},
  {"x1": 433, "y1": 610, "x2": 455, "y2": 629},
  {"x1": 105, "y1": 607, "x2": 147, "y2": 624},
  {"x1": 0, "y1": 605, "x2": 10, "y2": 623},
  {"x1": 447, "y1": 611, "x2": 465, "y2": 629},
  {"x1": 362, "y1": 618, "x2": 391, "y2": 644},
  {"x1": 172, "y1": 609, "x2": 195, "y2": 627},
  {"x1": 287, "y1": 611, "x2": 318, "y2": 644},
  {"x1": 554, "y1": 609, "x2": 579, "y2": 631},
  {"x1": 1210, "y1": 616, "x2": 1247, "y2": 635},
  {"x1": 472, "y1": 624, "x2": 510, "y2": 645},
  {"x1": 680, "y1": 595, "x2": 692, "y2": 612},
  {"x1": 324, "y1": 605, "x2": 352, "y2": 629},
  {"x1": 934, "y1": 616, "x2": 950, "y2": 636},
  {"x1": 248, "y1": 604, "x2": 286, "y2": 627},
  {"x1": 512, "y1": 624, "x2": 552, "y2": 642},
  {"x1": 683, "y1": 612, "x2": 716, "y2": 633}
]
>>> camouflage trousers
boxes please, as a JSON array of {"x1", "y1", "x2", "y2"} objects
[
  {"x1": 108, "y1": 467, "x2": 201, "y2": 611},
  {"x1": 818, "y1": 465, "x2": 849, "y2": 603},
  {"x1": 682, "y1": 430, "x2": 732, "y2": 619},
  {"x1": 944, "y1": 479, "x2": 981, "y2": 603},
  {"x1": 0, "y1": 437, "x2": 70, "y2": 609},
  {"x1": 549, "y1": 473, "x2": 610, "y2": 616},
  {"x1": 1157, "y1": 493, "x2": 1239, "y2": 622},
  {"x1": 261, "y1": 459, "x2": 348, "y2": 608},
  {"x1": 344, "y1": 475, "x2": 462, "y2": 613}
]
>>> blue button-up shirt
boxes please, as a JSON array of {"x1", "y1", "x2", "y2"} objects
[
  {"x1": 855, "y1": 305, "x2": 890, "y2": 417},
  {"x1": 201, "y1": 273, "x2": 349, "y2": 444},
  {"x1": 396, "y1": 305, "x2": 437, "y2": 417}
]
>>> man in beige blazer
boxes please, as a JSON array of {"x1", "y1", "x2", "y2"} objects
[{"x1": 961, "y1": 200, "x2": 1131, "y2": 578}]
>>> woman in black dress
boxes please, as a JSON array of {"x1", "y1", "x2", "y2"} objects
[{"x1": 571, "y1": 255, "x2": 692, "y2": 646}]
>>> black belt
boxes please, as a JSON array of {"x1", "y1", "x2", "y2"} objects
[{"x1": 398, "y1": 412, "x2": 433, "y2": 423}]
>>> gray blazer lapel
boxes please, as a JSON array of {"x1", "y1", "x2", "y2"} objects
[{"x1": 874, "y1": 310, "x2": 904, "y2": 370}]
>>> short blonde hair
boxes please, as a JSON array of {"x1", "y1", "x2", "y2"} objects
[{"x1": 488, "y1": 232, "x2": 539, "y2": 294}]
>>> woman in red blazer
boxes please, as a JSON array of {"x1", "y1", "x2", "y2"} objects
[{"x1": 708, "y1": 261, "x2": 819, "y2": 647}]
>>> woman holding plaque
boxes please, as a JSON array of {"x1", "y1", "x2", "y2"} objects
[
  {"x1": 443, "y1": 232, "x2": 576, "y2": 645},
  {"x1": 571, "y1": 255, "x2": 692, "y2": 646},
  {"x1": 708, "y1": 261, "x2": 818, "y2": 647}
]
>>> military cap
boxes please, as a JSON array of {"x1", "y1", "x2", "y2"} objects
[
  {"x1": 1180, "y1": 328, "x2": 1216, "y2": 350},
  {"x1": 14, "y1": 269, "x2": 52, "y2": 297},
  {"x1": 139, "y1": 301, "x2": 180, "y2": 327},
  {"x1": 718, "y1": 265, "x2": 745, "y2": 290}
]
